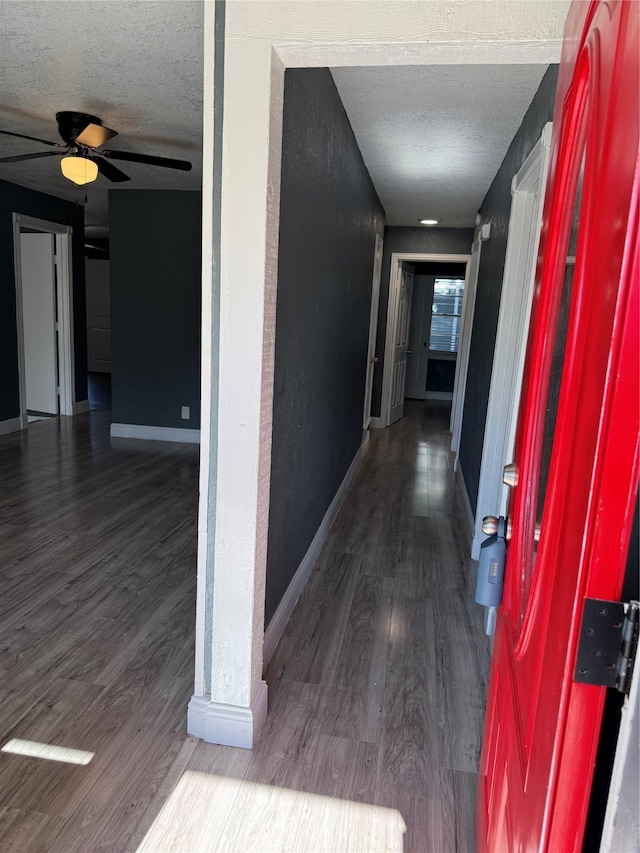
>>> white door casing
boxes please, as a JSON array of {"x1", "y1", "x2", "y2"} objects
[
  {"x1": 388, "y1": 262, "x2": 414, "y2": 425},
  {"x1": 450, "y1": 225, "x2": 488, "y2": 460},
  {"x1": 20, "y1": 232, "x2": 58, "y2": 415},
  {"x1": 382, "y1": 253, "x2": 471, "y2": 429},
  {"x1": 363, "y1": 233, "x2": 384, "y2": 428},
  {"x1": 13, "y1": 215, "x2": 75, "y2": 425},
  {"x1": 471, "y1": 124, "x2": 552, "y2": 559}
]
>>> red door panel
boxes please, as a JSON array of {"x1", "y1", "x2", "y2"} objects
[{"x1": 477, "y1": 2, "x2": 639, "y2": 851}]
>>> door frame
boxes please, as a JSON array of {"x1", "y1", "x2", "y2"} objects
[
  {"x1": 471, "y1": 123, "x2": 553, "y2": 559},
  {"x1": 12, "y1": 213, "x2": 75, "y2": 426},
  {"x1": 363, "y1": 233, "x2": 384, "y2": 429},
  {"x1": 380, "y1": 252, "x2": 470, "y2": 427}
]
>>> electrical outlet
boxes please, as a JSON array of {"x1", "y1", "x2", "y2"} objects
[{"x1": 181, "y1": 406, "x2": 190, "y2": 420}]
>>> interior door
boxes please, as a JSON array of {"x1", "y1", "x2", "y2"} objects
[
  {"x1": 388, "y1": 262, "x2": 413, "y2": 425},
  {"x1": 20, "y1": 232, "x2": 58, "y2": 415},
  {"x1": 405, "y1": 274, "x2": 433, "y2": 400},
  {"x1": 477, "y1": 2, "x2": 639, "y2": 852},
  {"x1": 363, "y1": 234, "x2": 383, "y2": 427}
]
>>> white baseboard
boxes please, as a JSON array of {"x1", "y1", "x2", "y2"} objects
[
  {"x1": 263, "y1": 434, "x2": 370, "y2": 666},
  {"x1": 426, "y1": 391, "x2": 454, "y2": 401},
  {"x1": 187, "y1": 681, "x2": 268, "y2": 748},
  {"x1": 0, "y1": 416, "x2": 23, "y2": 436},
  {"x1": 73, "y1": 399, "x2": 90, "y2": 415},
  {"x1": 369, "y1": 416, "x2": 386, "y2": 429},
  {"x1": 455, "y1": 461, "x2": 475, "y2": 554},
  {"x1": 110, "y1": 423, "x2": 200, "y2": 444}
]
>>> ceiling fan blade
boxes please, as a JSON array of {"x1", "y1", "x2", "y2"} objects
[
  {"x1": 76, "y1": 122, "x2": 117, "y2": 148},
  {"x1": 0, "y1": 128, "x2": 63, "y2": 147},
  {"x1": 0, "y1": 150, "x2": 63, "y2": 164},
  {"x1": 103, "y1": 149, "x2": 192, "y2": 171},
  {"x1": 91, "y1": 156, "x2": 130, "y2": 183}
]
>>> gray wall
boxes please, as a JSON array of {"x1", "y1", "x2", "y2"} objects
[
  {"x1": 371, "y1": 226, "x2": 473, "y2": 417},
  {"x1": 0, "y1": 178, "x2": 86, "y2": 421},
  {"x1": 458, "y1": 65, "x2": 559, "y2": 513},
  {"x1": 266, "y1": 68, "x2": 385, "y2": 623},
  {"x1": 109, "y1": 190, "x2": 202, "y2": 429}
]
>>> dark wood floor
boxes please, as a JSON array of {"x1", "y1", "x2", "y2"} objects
[{"x1": 0, "y1": 402, "x2": 490, "y2": 852}]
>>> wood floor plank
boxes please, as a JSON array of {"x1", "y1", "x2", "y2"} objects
[{"x1": 0, "y1": 401, "x2": 490, "y2": 852}]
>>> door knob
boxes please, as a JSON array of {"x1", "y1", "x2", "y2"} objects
[
  {"x1": 407, "y1": 350, "x2": 412, "y2": 355},
  {"x1": 503, "y1": 462, "x2": 519, "y2": 487},
  {"x1": 371, "y1": 356, "x2": 378, "y2": 363}
]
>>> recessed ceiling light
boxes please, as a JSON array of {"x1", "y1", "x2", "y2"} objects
[{"x1": 419, "y1": 219, "x2": 439, "y2": 226}]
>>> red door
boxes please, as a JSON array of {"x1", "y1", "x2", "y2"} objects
[{"x1": 477, "y1": 1, "x2": 639, "y2": 851}]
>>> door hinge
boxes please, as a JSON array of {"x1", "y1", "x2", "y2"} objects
[{"x1": 574, "y1": 599, "x2": 639, "y2": 694}]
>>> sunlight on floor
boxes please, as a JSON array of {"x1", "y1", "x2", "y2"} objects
[
  {"x1": 1, "y1": 738, "x2": 94, "y2": 765},
  {"x1": 137, "y1": 770, "x2": 406, "y2": 852}
]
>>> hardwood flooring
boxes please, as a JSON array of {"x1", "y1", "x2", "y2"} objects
[{"x1": 0, "y1": 402, "x2": 490, "y2": 852}]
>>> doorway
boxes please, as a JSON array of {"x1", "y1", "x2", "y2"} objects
[
  {"x1": 12, "y1": 213, "x2": 75, "y2": 428},
  {"x1": 379, "y1": 252, "x2": 471, "y2": 428}
]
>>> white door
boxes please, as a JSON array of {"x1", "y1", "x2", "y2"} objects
[
  {"x1": 388, "y1": 262, "x2": 414, "y2": 425},
  {"x1": 363, "y1": 234, "x2": 383, "y2": 428},
  {"x1": 405, "y1": 274, "x2": 434, "y2": 400},
  {"x1": 20, "y1": 232, "x2": 58, "y2": 415},
  {"x1": 85, "y1": 259, "x2": 112, "y2": 373}
]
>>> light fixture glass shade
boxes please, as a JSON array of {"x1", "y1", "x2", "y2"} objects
[
  {"x1": 419, "y1": 218, "x2": 439, "y2": 226},
  {"x1": 60, "y1": 156, "x2": 98, "y2": 185}
]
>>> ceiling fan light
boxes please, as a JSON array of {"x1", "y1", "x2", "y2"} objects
[{"x1": 60, "y1": 155, "x2": 98, "y2": 185}]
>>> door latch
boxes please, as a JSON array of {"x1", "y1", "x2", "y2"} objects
[{"x1": 475, "y1": 515, "x2": 507, "y2": 607}]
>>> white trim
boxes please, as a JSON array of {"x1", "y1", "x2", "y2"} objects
[
  {"x1": 72, "y1": 399, "x2": 90, "y2": 415},
  {"x1": 194, "y1": 0, "x2": 217, "y2": 700},
  {"x1": 12, "y1": 215, "x2": 75, "y2": 420},
  {"x1": 450, "y1": 230, "x2": 486, "y2": 459},
  {"x1": 110, "y1": 423, "x2": 201, "y2": 444},
  {"x1": 363, "y1": 233, "x2": 384, "y2": 429},
  {"x1": 426, "y1": 391, "x2": 453, "y2": 401},
  {"x1": 471, "y1": 124, "x2": 552, "y2": 559},
  {"x1": 369, "y1": 416, "x2": 386, "y2": 429},
  {"x1": 455, "y1": 461, "x2": 475, "y2": 548},
  {"x1": 263, "y1": 434, "x2": 370, "y2": 666},
  {"x1": 381, "y1": 252, "x2": 471, "y2": 428},
  {"x1": 187, "y1": 681, "x2": 269, "y2": 749},
  {"x1": 0, "y1": 417, "x2": 23, "y2": 437}
]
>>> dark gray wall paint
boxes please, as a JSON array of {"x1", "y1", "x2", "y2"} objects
[
  {"x1": 371, "y1": 226, "x2": 473, "y2": 417},
  {"x1": 459, "y1": 65, "x2": 559, "y2": 513},
  {"x1": 109, "y1": 190, "x2": 202, "y2": 429},
  {"x1": 0, "y1": 178, "x2": 86, "y2": 421},
  {"x1": 266, "y1": 68, "x2": 385, "y2": 624}
]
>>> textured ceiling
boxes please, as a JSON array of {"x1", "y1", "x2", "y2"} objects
[
  {"x1": 1, "y1": 1, "x2": 554, "y2": 237},
  {"x1": 0, "y1": 1, "x2": 204, "y2": 237},
  {"x1": 331, "y1": 64, "x2": 550, "y2": 227}
]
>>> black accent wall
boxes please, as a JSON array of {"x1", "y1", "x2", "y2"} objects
[
  {"x1": 0, "y1": 178, "x2": 86, "y2": 421},
  {"x1": 265, "y1": 68, "x2": 385, "y2": 624},
  {"x1": 109, "y1": 190, "x2": 202, "y2": 429},
  {"x1": 459, "y1": 65, "x2": 559, "y2": 513},
  {"x1": 371, "y1": 226, "x2": 474, "y2": 417}
]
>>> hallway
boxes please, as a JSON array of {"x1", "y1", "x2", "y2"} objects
[
  {"x1": 138, "y1": 401, "x2": 491, "y2": 852},
  {"x1": 0, "y1": 402, "x2": 490, "y2": 851}
]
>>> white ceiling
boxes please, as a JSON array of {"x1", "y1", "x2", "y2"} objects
[
  {"x1": 0, "y1": 1, "x2": 204, "y2": 238},
  {"x1": 331, "y1": 64, "x2": 549, "y2": 227},
  {"x1": 0, "y1": 1, "x2": 553, "y2": 237}
]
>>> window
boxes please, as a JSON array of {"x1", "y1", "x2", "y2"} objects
[{"x1": 429, "y1": 278, "x2": 465, "y2": 352}]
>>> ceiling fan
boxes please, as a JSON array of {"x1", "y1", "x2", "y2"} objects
[{"x1": 0, "y1": 111, "x2": 192, "y2": 185}]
